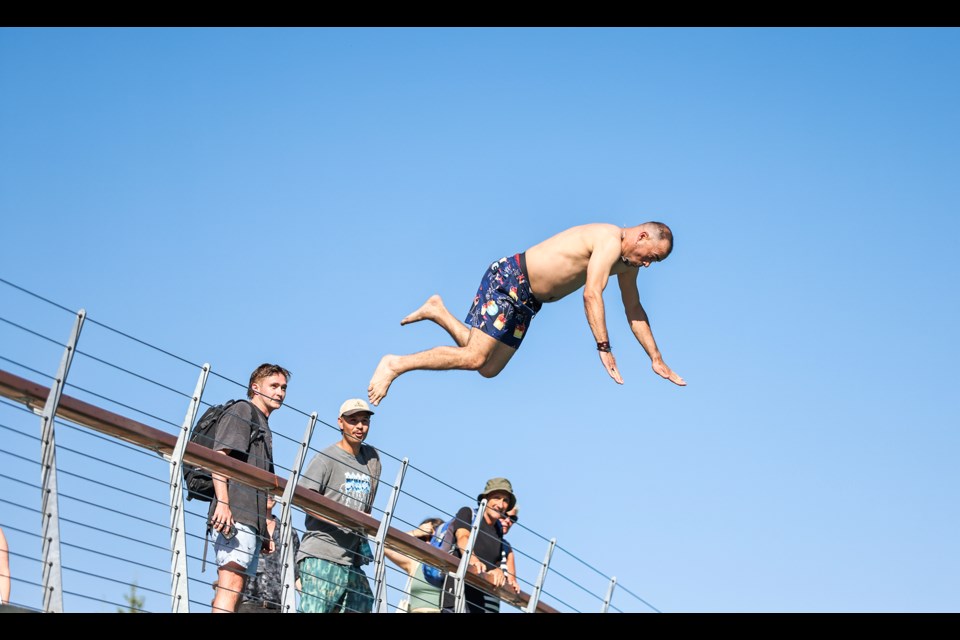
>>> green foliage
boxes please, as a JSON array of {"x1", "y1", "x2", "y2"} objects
[{"x1": 118, "y1": 582, "x2": 145, "y2": 613}]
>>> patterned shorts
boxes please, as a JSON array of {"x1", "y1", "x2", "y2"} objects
[
  {"x1": 464, "y1": 253, "x2": 542, "y2": 349},
  {"x1": 297, "y1": 557, "x2": 374, "y2": 613}
]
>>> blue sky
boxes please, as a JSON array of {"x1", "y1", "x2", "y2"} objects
[{"x1": 1, "y1": 27, "x2": 958, "y2": 613}]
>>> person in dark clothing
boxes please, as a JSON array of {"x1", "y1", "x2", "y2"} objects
[
  {"x1": 210, "y1": 363, "x2": 290, "y2": 613},
  {"x1": 441, "y1": 477, "x2": 516, "y2": 613}
]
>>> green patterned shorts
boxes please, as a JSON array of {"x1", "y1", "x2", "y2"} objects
[{"x1": 297, "y1": 557, "x2": 374, "y2": 613}]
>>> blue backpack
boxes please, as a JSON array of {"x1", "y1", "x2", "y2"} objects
[{"x1": 422, "y1": 509, "x2": 474, "y2": 588}]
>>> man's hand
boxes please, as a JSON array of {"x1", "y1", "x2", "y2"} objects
[
  {"x1": 599, "y1": 351, "x2": 624, "y2": 384},
  {"x1": 485, "y1": 567, "x2": 508, "y2": 588},
  {"x1": 652, "y1": 359, "x2": 686, "y2": 386},
  {"x1": 210, "y1": 502, "x2": 234, "y2": 535}
]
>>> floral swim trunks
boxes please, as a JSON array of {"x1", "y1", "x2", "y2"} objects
[{"x1": 464, "y1": 253, "x2": 543, "y2": 349}]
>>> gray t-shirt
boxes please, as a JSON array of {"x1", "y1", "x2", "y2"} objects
[
  {"x1": 208, "y1": 400, "x2": 273, "y2": 540},
  {"x1": 296, "y1": 442, "x2": 381, "y2": 567}
]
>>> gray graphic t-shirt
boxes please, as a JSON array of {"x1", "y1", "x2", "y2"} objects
[{"x1": 296, "y1": 443, "x2": 381, "y2": 566}]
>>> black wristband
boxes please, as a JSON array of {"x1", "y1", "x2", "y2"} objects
[{"x1": 597, "y1": 341, "x2": 611, "y2": 352}]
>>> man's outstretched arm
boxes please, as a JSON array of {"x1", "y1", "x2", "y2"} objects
[
  {"x1": 617, "y1": 271, "x2": 686, "y2": 386},
  {"x1": 583, "y1": 239, "x2": 624, "y2": 384}
]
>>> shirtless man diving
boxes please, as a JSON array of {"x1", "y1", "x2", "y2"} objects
[{"x1": 367, "y1": 222, "x2": 686, "y2": 406}]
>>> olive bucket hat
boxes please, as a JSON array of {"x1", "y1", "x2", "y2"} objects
[{"x1": 477, "y1": 477, "x2": 517, "y2": 511}]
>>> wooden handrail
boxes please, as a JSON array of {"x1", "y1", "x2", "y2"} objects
[{"x1": 0, "y1": 368, "x2": 558, "y2": 613}]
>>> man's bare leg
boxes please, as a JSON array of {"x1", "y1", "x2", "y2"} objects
[
  {"x1": 368, "y1": 329, "x2": 498, "y2": 406},
  {"x1": 212, "y1": 566, "x2": 245, "y2": 613},
  {"x1": 478, "y1": 341, "x2": 518, "y2": 379},
  {"x1": 400, "y1": 294, "x2": 470, "y2": 347}
]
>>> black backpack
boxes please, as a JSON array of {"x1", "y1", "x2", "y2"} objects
[{"x1": 182, "y1": 399, "x2": 259, "y2": 502}]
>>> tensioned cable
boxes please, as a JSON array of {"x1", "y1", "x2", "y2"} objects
[
  {"x1": 0, "y1": 396, "x2": 43, "y2": 415},
  {"x1": 535, "y1": 586, "x2": 581, "y2": 613},
  {"x1": 53, "y1": 494, "x2": 173, "y2": 543},
  {"x1": 551, "y1": 540, "x2": 623, "y2": 592},
  {"x1": 0, "y1": 316, "x2": 66, "y2": 347},
  {"x1": 539, "y1": 563, "x2": 606, "y2": 605},
  {"x1": 5, "y1": 414, "x2": 638, "y2": 613},
  {"x1": 0, "y1": 420, "x2": 41, "y2": 442},
  {"x1": 612, "y1": 583, "x2": 661, "y2": 613},
  {"x1": 47, "y1": 418, "x2": 172, "y2": 467},
  {"x1": 52, "y1": 416, "x2": 175, "y2": 465},
  {"x1": 0, "y1": 496, "x2": 41, "y2": 521},
  {"x1": 0, "y1": 276, "x2": 202, "y2": 370},
  {"x1": 0, "y1": 451, "x2": 43, "y2": 471},
  {"x1": 2, "y1": 281, "x2": 500, "y2": 534},
  {"x1": 0, "y1": 277, "x2": 76, "y2": 315},
  {"x1": 57, "y1": 569, "x2": 166, "y2": 609},
  {"x1": 72, "y1": 350, "x2": 193, "y2": 400},
  {"x1": 54, "y1": 459, "x2": 170, "y2": 504},
  {"x1": 85, "y1": 315, "x2": 202, "y2": 369},
  {"x1": 60, "y1": 538, "x2": 171, "y2": 577},
  {"x1": 64, "y1": 382, "x2": 182, "y2": 429},
  {"x1": 0, "y1": 356, "x2": 55, "y2": 382},
  {"x1": 53, "y1": 511, "x2": 169, "y2": 554},
  {"x1": 2, "y1": 280, "x2": 659, "y2": 613},
  {"x1": 0, "y1": 522, "x2": 40, "y2": 540}
]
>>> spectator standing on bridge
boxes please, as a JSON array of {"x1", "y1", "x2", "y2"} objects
[
  {"x1": 210, "y1": 364, "x2": 289, "y2": 613},
  {"x1": 441, "y1": 477, "x2": 516, "y2": 613},
  {"x1": 297, "y1": 399, "x2": 382, "y2": 613}
]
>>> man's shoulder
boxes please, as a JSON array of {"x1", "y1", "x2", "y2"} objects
[
  {"x1": 222, "y1": 398, "x2": 255, "y2": 418},
  {"x1": 568, "y1": 222, "x2": 620, "y2": 240},
  {"x1": 453, "y1": 505, "x2": 475, "y2": 525},
  {"x1": 214, "y1": 399, "x2": 257, "y2": 434},
  {"x1": 308, "y1": 445, "x2": 337, "y2": 465}
]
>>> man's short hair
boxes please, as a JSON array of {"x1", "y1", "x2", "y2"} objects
[
  {"x1": 645, "y1": 221, "x2": 674, "y2": 258},
  {"x1": 247, "y1": 363, "x2": 291, "y2": 399}
]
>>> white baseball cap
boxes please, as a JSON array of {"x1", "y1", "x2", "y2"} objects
[{"x1": 339, "y1": 398, "x2": 375, "y2": 417}]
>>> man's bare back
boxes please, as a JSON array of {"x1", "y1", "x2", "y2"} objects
[
  {"x1": 524, "y1": 223, "x2": 634, "y2": 303},
  {"x1": 367, "y1": 221, "x2": 684, "y2": 406}
]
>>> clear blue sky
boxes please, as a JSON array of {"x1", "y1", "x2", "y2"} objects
[{"x1": 1, "y1": 27, "x2": 958, "y2": 613}]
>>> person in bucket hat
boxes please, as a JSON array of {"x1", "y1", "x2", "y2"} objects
[
  {"x1": 477, "y1": 477, "x2": 516, "y2": 512},
  {"x1": 440, "y1": 477, "x2": 518, "y2": 613}
]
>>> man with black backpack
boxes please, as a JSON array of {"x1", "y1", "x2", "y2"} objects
[{"x1": 209, "y1": 363, "x2": 290, "y2": 614}]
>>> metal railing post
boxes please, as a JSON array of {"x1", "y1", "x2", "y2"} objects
[
  {"x1": 167, "y1": 363, "x2": 210, "y2": 613},
  {"x1": 601, "y1": 576, "x2": 617, "y2": 613},
  {"x1": 523, "y1": 537, "x2": 556, "y2": 613},
  {"x1": 39, "y1": 309, "x2": 85, "y2": 613},
  {"x1": 452, "y1": 499, "x2": 485, "y2": 613},
  {"x1": 371, "y1": 458, "x2": 408, "y2": 612},
  {"x1": 278, "y1": 411, "x2": 317, "y2": 613}
]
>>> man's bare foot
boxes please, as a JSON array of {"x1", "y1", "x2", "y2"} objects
[
  {"x1": 400, "y1": 294, "x2": 444, "y2": 326},
  {"x1": 368, "y1": 355, "x2": 401, "y2": 406}
]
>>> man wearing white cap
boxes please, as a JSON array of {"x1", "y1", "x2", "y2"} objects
[{"x1": 297, "y1": 398, "x2": 382, "y2": 613}]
